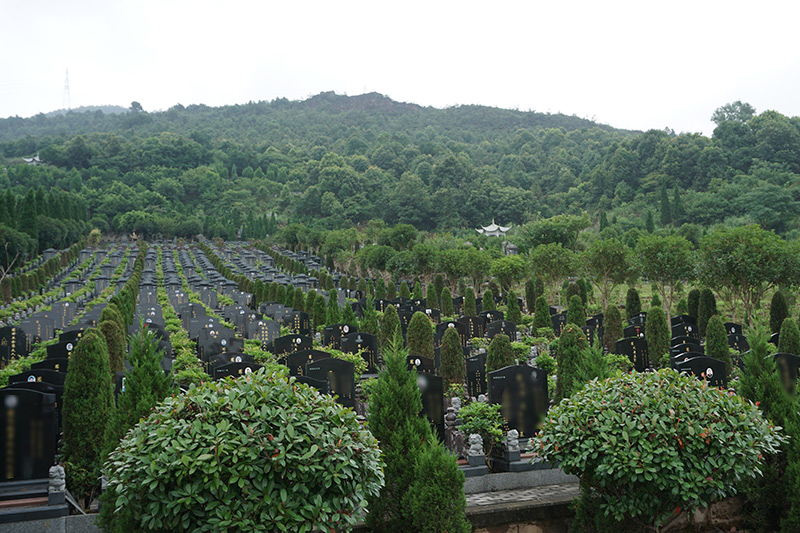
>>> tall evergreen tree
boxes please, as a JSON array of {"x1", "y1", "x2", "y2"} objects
[
  {"x1": 698, "y1": 288, "x2": 717, "y2": 338},
  {"x1": 62, "y1": 328, "x2": 113, "y2": 508},
  {"x1": 554, "y1": 323, "x2": 589, "y2": 402},
  {"x1": 779, "y1": 317, "x2": 800, "y2": 356},
  {"x1": 771, "y1": 290, "x2": 789, "y2": 335},
  {"x1": 645, "y1": 209, "x2": 655, "y2": 233},
  {"x1": 505, "y1": 289, "x2": 521, "y2": 324},
  {"x1": 645, "y1": 306, "x2": 670, "y2": 368},
  {"x1": 464, "y1": 287, "x2": 477, "y2": 316},
  {"x1": 566, "y1": 294, "x2": 585, "y2": 326},
  {"x1": 406, "y1": 311, "x2": 434, "y2": 358},
  {"x1": 387, "y1": 281, "x2": 397, "y2": 300},
  {"x1": 486, "y1": 333, "x2": 515, "y2": 375},
  {"x1": 433, "y1": 275, "x2": 444, "y2": 307},
  {"x1": 292, "y1": 287, "x2": 306, "y2": 311},
  {"x1": 380, "y1": 305, "x2": 401, "y2": 351},
  {"x1": 399, "y1": 281, "x2": 411, "y2": 299},
  {"x1": 425, "y1": 283, "x2": 438, "y2": 310},
  {"x1": 625, "y1": 287, "x2": 641, "y2": 319},
  {"x1": 412, "y1": 281, "x2": 423, "y2": 300},
  {"x1": 326, "y1": 289, "x2": 340, "y2": 325},
  {"x1": 439, "y1": 287, "x2": 453, "y2": 317},
  {"x1": 99, "y1": 319, "x2": 125, "y2": 375},
  {"x1": 533, "y1": 295, "x2": 552, "y2": 330},
  {"x1": 440, "y1": 327, "x2": 464, "y2": 389},
  {"x1": 375, "y1": 278, "x2": 387, "y2": 300},
  {"x1": 313, "y1": 295, "x2": 326, "y2": 329},
  {"x1": 603, "y1": 305, "x2": 623, "y2": 353},
  {"x1": 599, "y1": 211, "x2": 609, "y2": 231},
  {"x1": 659, "y1": 181, "x2": 672, "y2": 226},
  {"x1": 672, "y1": 187, "x2": 685, "y2": 224},
  {"x1": 482, "y1": 288, "x2": 495, "y2": 312},
  {"x1": 341, "y1": 302, "x2": 358, "y2": 329},
  {"x1": 360, "y1": 296, "x2": 380, "y2": 336},
  {"x1": 687, "y1": 288, "x2": 700, "y2": 320}
]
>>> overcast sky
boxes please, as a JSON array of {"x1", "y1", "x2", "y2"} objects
[{"x1": 2, "y1": 1, "x2": 799, "y2": 136}]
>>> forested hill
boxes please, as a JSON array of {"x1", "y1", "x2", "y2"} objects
[{"x1": 1, "y1": 94, "x2": 799, "y2": 245}]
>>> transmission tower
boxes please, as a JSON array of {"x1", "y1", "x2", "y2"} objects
[{"x1": 62, "y1": 69, "x2": 71, "y2": 110}]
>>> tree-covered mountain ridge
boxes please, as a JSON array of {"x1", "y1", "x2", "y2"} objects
[{"x1": 1, "y1": 94, "x2": 799, "y2": 244}]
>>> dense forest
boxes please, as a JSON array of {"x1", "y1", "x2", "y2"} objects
[{"x1": 1, "y1": 94, "x2": 799, "y2": 259}]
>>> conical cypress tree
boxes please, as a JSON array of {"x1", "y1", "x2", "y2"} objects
[
  {"x1": 645, "y1": 210, "x2": 655, "y2": 233},
  {"x1": 706, "y1": 314, "x2": 732, "y2": 376},
  {"x1": 387, "y1": 281, "x2": 397, "y2": 300},
  {"x1": 554, "y1": 323, "x2": 589, "y2": 402},
  {"x1": 464, "y1": 287, "x2": 477, "y2": 316},
  {"x1": 433, "y1": 275, "x2": 444, "y2": 306},
  {"x1": 686, "y1": 289, "x2": 700, "y2": 321},
  {"x1": 645, "y1": 306, "x2": 669, "y2": 368},
  {"x1": 313, "y1": 295, "x2": 326, "y2": 329},
  {"x1": 62, "y1": 328, "x2": 113, "y2": 508},
  {"x1": 698, "y1": 288, "x2": 717, "y2": 338},
  {"x1": 524, "y1": 279, "x2": 536, "y2": 314},
  {"x1": 326, "y1": 289, "x2": 340, "y2": 325},
  {"x1": 440, "y1": 327, "x2": 464, "y2": 389},
  {"x1": 406, "y1": 442, "x2": 471, "y2": 533},
  {"x1": 506, "y1": 289, "x2": 521, "y2": 324},
  {"x1": 99, "y1": 319, "x2": 125, "y2": 375},
  {"x1": 482, "y1": 289, "x2": 495, "y2": 312},
  {"x1": 660, "y1": 182, "x2": 672, "y2": 226},
  {"x1": 381, "y1": 305, "x2": 401, "y2": 351},
  {"x1": 565, "y1": 283, "x2": 580, "y2": 303},
  {"x1": 486, "y1": 333, "x2": 516, "y2": 375},
  {"x1": 275, "y1": 284, "x2": 286, "y2": 306},
  {"x1": 566, "y1": 294, "x2": 585, "y2": 327},
  {"x1": 440, "y1": 287, "x2": 453, "y2": 317},
  {"x1": 771, "y1": 290, "x2": 789, "y2": 335},
  {"x1": 533, "y1": 296, "x2": 552, "y2": 330},
  {"x1": 376, "y1": 278, "x2": 387, "y2": 300},
  {"x1": 305, "y1": 290, "x2": 317, "y2": 319},
  {"x1": 399, "y1": 281, "x2": 411, "y2": 299},
  {"x1": 604, "y1": 305, "x2": 623, "y2": 353},
  {"x1": 626, "y1": 288, "x2": 641, "y2": 319},
  {"x1": 102, "y1": 328, "x2": 172, "y2": 459},
  {"x1": 284, "y1": 285, "x2": 295, "y2": 307},
  {"x1": 360, "y1": 296, "x2": 380, "y2": 336},
  {"x1": 412, "y1": 281, "x2": 423, "y2": 300},
  {"x1": 425, "y1": 283, "x2": 438, "y2": 310},
  {"x1": 676, "y1": 298, "x2": 688, "y2": 316},
  {"x1": 779, "y1": 317, "x2": 800, "y2": 356},
  {"x1": 407, "y1": 311, "x2": 434, "y2": 358},
  {"x1": 292, "y1": 288, "x2": 306, "y2": 312},
  {"x1": 651, "y1": 292, "x2": 662, "y2": 309},
  {"x1": 341, "y1": 302, "x2": 358, "y2": 329},
  {"x1": 365, "y1": 337, "x2": 444, "y2": 532},
  {"x1": 357, "y1": 277, "x2": 367, "y2": 295}
]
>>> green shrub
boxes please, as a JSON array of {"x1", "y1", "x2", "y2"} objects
[
  {"x1": 554, "y1": 323, "x2": 590, "y2": 402},
  {"x1": 486, "y1": 334, "x2": 515, "y2": 375},
  {"x1": 779, "y1": 317, "x2": 800, "y2": 356},
  {"x1": 771, "y1": 290, "x2": 790, "y2": 335},
  {"x1": 313, "y1": 295, "x2": 326, "y2": 330},
  {"x1": 603, "y1": 305, "x2": 623, "y2": 353},
  {"x1": 440, "y1": 327, "x2": 465, "y2": 389},
  {"x1": 533, "y1": 295, "x2": 551, "y2": 330},
  {"x1": 413, "y1": 280, "x2": 423, "y2": 300},
  {"x1": 425, "y1": 283, "x2": 438, "y2": 310},
  {"x1": 535, "y1": 369, "x2": 786, "y2": 530},
  {"x1": 604, "y1": 352, "x2": 633, "y2": 372},
  {"x1": 375, "y1": 278, "x2": 387, "y2": 300},
  {"x1": 62, "y1": 328, "x2": 113, "y2": 509},
  {"x1": 100, "y1": 369, "x2": 383, "y2": 533},
  {"x1": 645, "y1": 306, "x2": 670, "y2": 369},
  {"x1": 676, "y1": 297, "x2": 688, "y2": 315},
  {"x1": 406, "y1": 311, "x2": 434, "y2": 358},
  {"x1": 534, "y1": 352, "x2": 557, "y2": 376},
  {"x1": 292, "y1": 287, "x2": 306, "y2": 311},
  {"x1": 440, "y1": 286, "x2": 453, "y2": 316},
  {"x1": 625, "y1": 287, "x2": 641, "y2": 319},
  {"x1": 698, "y1": 288, "x2": 717, "y2": 338},
  {"x1": 340, "y1": 302, "x2": 358, "y2": 328},
  {"x1": 387, "y1": 280, "x2": 397, "y2": 300},
  {"x1": 566, "y1": 294, "x2": 585, "y2": 326},
  {"x1": 458, "y1": 400, "x2": 505, "y2": 458}
]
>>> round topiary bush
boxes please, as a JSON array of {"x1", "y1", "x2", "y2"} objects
[
  {"x1": 534, "y1": 369, "x2": 785, "y2": 530},
  {"x1": 99, "y1": 369, "x2": 384, "y2": 533}
]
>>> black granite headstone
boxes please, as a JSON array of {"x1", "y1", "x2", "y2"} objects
[
  {"x1": 488, "y1": 365, "x2": 549, "y2": 439},
  {"x1": 406, "y1": 355, "x2": 435, "y2": 374},
  {"x1": 615, "y1": 337, "x2": 649, "y2": 371},
  {"x1": 306, "y1": 358, "x2": 355, "y2": 409},
  {"x1": 0, "y1": 388, "x2": 57, "y2": 481},
  {"x1": 416, "y1": 372, "x2": 445, "y2": 441},
  {"x1": 676, "y1": 356, "x2": 727, "y2": 388},
  {"x1": 466, "y1": 353, "x2": 487, "y2": 398},
  {"x1": 270, "y1": 335, "x2": 313, "y2": 356},
  {"x1": 341, "y1": 332, "x2": 378, "y2": 374}
]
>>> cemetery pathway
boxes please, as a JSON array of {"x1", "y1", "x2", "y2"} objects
[{"x1": 465, "y1": 482, "x2": 579, "y2": 509}]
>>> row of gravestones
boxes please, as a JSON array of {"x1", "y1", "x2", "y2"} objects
[{"x1": 0, "y1": 264, "x2": 141, "y2": 483}]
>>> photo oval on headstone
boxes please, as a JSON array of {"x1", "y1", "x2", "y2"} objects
[{"x1": 706, "y1": 368, "x2": 714, "y2": 378}]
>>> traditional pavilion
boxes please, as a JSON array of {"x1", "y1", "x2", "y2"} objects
[{"x1": 476, "y1": 219, "x2": 511, "y2": 237}]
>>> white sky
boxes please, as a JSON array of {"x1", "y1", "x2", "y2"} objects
[{"x1": 2, "y1": 0, "x2": 799, "y2": 136}]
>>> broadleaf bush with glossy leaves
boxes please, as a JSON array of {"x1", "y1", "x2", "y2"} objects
[
  {"x1": 534, "y1": 369, "x2": 785, "y2": 529},
  {"x1": 99, "y1": 368, "x2": 384, "y2": 533}
]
